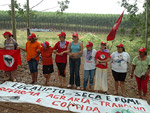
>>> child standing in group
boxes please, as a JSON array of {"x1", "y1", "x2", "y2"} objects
[
  {"x1": 82, "y1": 42, "x2": 97, "y2": 90},
  {"x1": 21, "y1": 33, "x2": 41, "y2": 84},
  {"x1": 40, "y1": 41, "x2": 54, "y2": 85},
  {"x1": 94, "y1": 41, "x2": 110, "y2": 94}
]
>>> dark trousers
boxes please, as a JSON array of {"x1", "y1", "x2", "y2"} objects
[{"x1": 69, "y1": 58, "x2": 81, "y2": 87}]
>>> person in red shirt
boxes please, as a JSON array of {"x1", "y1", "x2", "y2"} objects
[
  {"x1": 53, "y1": 32, "x2": 69, "y2": 87},
  {"x1": 20, "y1": 33, "x2": 41, "y2": 84},
  {"x1": 40, "y1": 41, "x2": 54, "y2": 86},
  {"x1": 94, "y1": 41, "x2": 111, "y2": 94}
]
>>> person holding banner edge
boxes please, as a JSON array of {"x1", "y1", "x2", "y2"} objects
[
  {"x1": 111, "y1": 43, "x2": 130, "y2": 96},
  {"x1": 94, "y1": 41, "x2": 110, "y2": 94},
  {"x1": 130, "y1": 47, "x2": 150, "y2": 100}
]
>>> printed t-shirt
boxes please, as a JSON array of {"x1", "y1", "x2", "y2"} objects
[
  {"x1": 82, "y1": 49, "x2": 97, "y2": 70},
  {"x1": 111, "y1": 51, "x2": 130, "y2": 72},
  {"x1": 95, "y1": 50, "x2": 111, "y2": 69}
]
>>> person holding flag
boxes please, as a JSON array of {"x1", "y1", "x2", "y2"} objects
[
  {"x1": 94, "y1": 41, "x2": 110, "y2": 94},
  {"x1": 21, "y1": 33, "x2": 41, "y2": 84},
  {"x1": 1, "y1": 31, "x2": 19, "y2": 82}
]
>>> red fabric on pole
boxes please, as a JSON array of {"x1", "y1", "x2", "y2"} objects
[
  {"x1": 0, "y1": 49, "x2": 21, "y2": 71},
  {"x1": 107, "y1": 11, "x2": 124, "y2": 41}
]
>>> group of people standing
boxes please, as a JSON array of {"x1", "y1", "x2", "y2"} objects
[{"x1": 0, "y1": 31, "x2": 150, "y2": 100}]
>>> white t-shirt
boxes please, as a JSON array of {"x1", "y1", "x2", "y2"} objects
[
  {"x1": 111, "y1": 51, "x2": 130, "y2": 72},
  {"x1": 82, "y1": 49, "x2": 97, "y2": 70}
]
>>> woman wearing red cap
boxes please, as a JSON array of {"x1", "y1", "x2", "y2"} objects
[
  {"x1": 94, "y1": 41, "x2": 110, "y2": 94},
  {"x1": 53, "y1": 32, "x2": 69, "y2": 87},
  {"x1": 40, "y1": 41, "x2": 54, "y2": 85},
  {"x1": 131, "y1": 47, "x2": 150, "y2": 99},
  {"x1": 21, "y1": 33, "x2": 41, "y2": 84},
  {"x1": 1, "y1": 31, "x2": 18, "y2": 82},
  {"x1": 111, "y1": 43, "x2": 130, "y2": 96},
  {"x1": 67, "y1": 32, "x2": 83, "y2": 89},
  {"x1": 82, "y1": 42, "x2": 97, "y2": 90}
]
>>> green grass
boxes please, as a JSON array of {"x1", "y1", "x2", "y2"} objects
[{"x1": 0, "y1": 30, "x2": 147, "y2": 61}]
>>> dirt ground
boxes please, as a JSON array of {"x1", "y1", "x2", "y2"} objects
[{"x1": 0, "y1": 51, "x2": 150, "y2": 113}]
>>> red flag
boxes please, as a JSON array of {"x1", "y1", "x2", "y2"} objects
[
  {"x1": 107, "y1": 11, "x2": 124, "y2": 41},
  {"x1": 0, "y1": 49, "x2": 21, "y2": 71}
]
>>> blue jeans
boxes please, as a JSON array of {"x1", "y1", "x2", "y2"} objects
[
  {"x1": 83, "y1": 69, "x2": 95, "y2": 88},
  {"x1": 69, "y1": 58, "x2": 81, "y2": 87},
  {"x1": 28, "y1": 59, "x2": 38, "y2": 73}
]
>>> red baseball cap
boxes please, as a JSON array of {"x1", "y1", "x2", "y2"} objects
[
  {"x1": 28, "y1": 33, "x2": 37, "y2": 39},
  {"x1": 139, "y1": 47, "x2": 146, "y2": 52},
  {"x1": 86, "y1": 42, "x2": 93, "y2": 48},
  {"x1": 2, "y1": 31, "x2": 12, "y2": 36},
  {"x1": 72, "y1": 32, "x2": 78, "y2": 37},
  {"x1": 58, "y1": 32, "x2": 66, "y2": 37},
  {"x1": 101, "y1": 41, "x2": 106, "y2": 46},
  {"x1": 41, "y1": 41, "x2": 49, "y2": 47},
  {"x1": 116, "y1": 43, "x2": 124, "y2": 48}
]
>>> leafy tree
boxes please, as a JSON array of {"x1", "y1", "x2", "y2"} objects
[
  {"x1": 121, "y1": 0, "x2": 150, "y2": 40},
  {"x1": 8, "y1": 0, "x2": 35, "y2": 18},
  {"x1": 57, "y1": 0, "x2": 70, "y2": 14}
]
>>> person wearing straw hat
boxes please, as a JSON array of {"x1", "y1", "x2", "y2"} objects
[
  {"x1": 131, "y1": 47, "x2": 150, "y2": 100},
  {"x1": 40, "y1": 41, "x2": 54, "y2": 86},
  {"x1": 20, "y1": 33, "x2": 41, "y2": 84},
  {"x1": 94, "y1": 41, "x2": 110, "y2": 94},
  {"x1": 111, "y1": 43, "x2": 130, "y2": 96}
]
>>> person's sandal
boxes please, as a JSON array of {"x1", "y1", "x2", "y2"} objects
[
  {"x1": 12, "y1": 79, "x2": 17, "y2": 82},
  {"x1": 76, "y1": 87, "x2": 80, "y2": 90},
  {"x1": 67, "y1": 84, "x2": 72, "y2": 88}
]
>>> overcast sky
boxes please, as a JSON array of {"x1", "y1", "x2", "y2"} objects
[{"x1": 0, "y1": 0, "x2": 144, "y2": 14}]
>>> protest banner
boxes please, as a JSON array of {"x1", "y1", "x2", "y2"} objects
[{"x1": 0, "y1": 81, "x2": 150, "y2": 113}]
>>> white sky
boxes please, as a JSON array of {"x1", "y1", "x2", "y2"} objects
[{"x1": 0, "y1": 0, "x2": 145, "y2": 14}]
